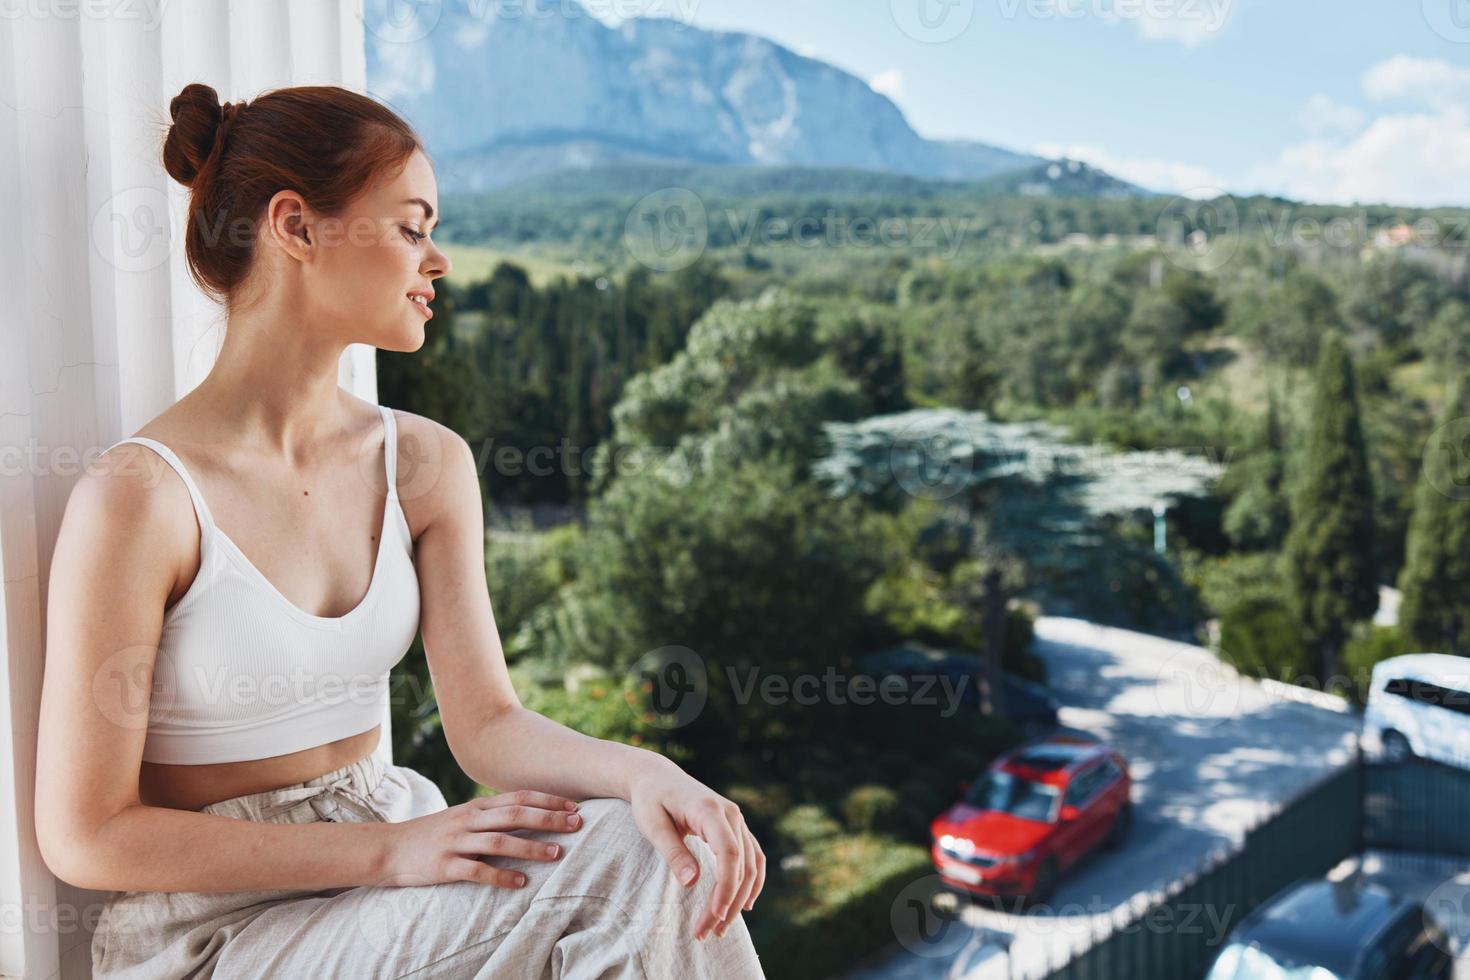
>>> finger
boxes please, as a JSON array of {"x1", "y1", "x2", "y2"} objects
[
  {"x1": 693, "y1": 801, "x2": 744, "y2": 941},
  {"x1": 444, "y1": 856, "x2": 528, "y2": 889},
  {"x1": 475, "y1": 789, "x2": 580, "y2": 814},
  {"x1": 744, "y1": 831, "x2": 767, "y2": 911},
  {"x1": 724, "y1": 824, "x2": 761, "y2": 925},
  {"x1": 461, "y1": 831, "x2": 566, "y2": 863},
  {"x1": 715, "y1": 811, "x2": 755, "y2": 937},
  {"x1": 469, "y1": 803, "x2": 584, "y2": 835},
  {"x1": 638, "y1": 799, "x2": 704, "y2": 891}
]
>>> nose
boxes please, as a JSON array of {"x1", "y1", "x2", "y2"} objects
[{"x1": 425, "y1": 242, "x2": 451, "y2": 279}]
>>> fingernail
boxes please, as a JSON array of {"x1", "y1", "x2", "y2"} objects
[
  {"x1": 566, "y1": 800, "x2": 579, "y2": 811},
  {"x1": 678, "y1": 864, "x2": 696, "y2": 885},
  {"x1": 545, "y1": 844, "x2": 559, "y2": 857},
  {"x1": 568, "y1": 814, "x2": 581, "y2": 827}
]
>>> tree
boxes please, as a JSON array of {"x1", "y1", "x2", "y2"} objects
[
  {"x1": 1223, "y1": 391, "x2": 1290, "y2": 551},
  {"x1": 1396, "y1": 378, "x2": 1470, "y2": 655},
  {"x1": 817, "y1": 407, "x2": 1227, "y2": 693},
  {"x1": 1284, "y1": 332, "x2": 1379, "y2": 682}
]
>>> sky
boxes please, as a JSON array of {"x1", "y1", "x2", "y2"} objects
[{"x1": 587, "y1": 0, "x2": 1470, "y2": 207}]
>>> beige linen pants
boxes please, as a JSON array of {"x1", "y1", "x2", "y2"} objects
[{"x1": 91, "y1": 752, "x2": 767, "y2": 978}]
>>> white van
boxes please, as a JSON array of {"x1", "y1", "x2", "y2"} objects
[{"x1": 1362, "y1": 653, "x2": 1470, "y2": 769}]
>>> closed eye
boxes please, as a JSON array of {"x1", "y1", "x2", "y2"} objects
[{"x1": 401, "y1": 226, "x2": 427, "y2": 244}]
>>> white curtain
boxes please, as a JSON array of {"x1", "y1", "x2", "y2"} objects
[{"x1": 0, "y1": 2, "x2": 374, "y2": 976}]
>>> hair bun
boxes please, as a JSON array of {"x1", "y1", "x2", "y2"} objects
[{"x1": 162, "y1": 82, "x2": 244, "y2": 188}]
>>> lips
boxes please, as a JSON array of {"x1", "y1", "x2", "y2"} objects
[{"x1": 407, "y1": 292, "x2": 433, "y2": 318}]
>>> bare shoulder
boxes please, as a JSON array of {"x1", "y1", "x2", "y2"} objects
[
  {"x1": 55, "y1": 441, "x2": 193, "y2": 617},
  {"x1": 381, "y1": 407, "x2": 481, "y2": 538}
]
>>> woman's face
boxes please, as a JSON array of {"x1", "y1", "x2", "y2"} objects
[{"x1": 297, "y1": 147, "x2": 452, "y2": 353}]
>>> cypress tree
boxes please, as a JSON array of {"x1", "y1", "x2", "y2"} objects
[
  {"x1": 1284, "y1": 332, "x2": 1379, "y2": 683},
  {"x1": 1397, "y1": 378, "x2": 1470, "y2": 654}
]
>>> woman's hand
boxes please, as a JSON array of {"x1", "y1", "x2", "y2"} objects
[
  {"x1": 626, "y1": 760, "x2": 767, "y2": 942},
  {"x1": 381, "y1": 790, "x2": 584, "y2": 888}
]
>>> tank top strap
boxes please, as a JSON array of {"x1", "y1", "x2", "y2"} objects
[
  {"x1": 378, "y1": 405, "x2": 398, "y2": 495},
  {"x1": 102, "y1": 436, "x2": 218, "y2": 542}
]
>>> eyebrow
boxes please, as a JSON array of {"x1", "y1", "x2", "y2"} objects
[{"x1": 402, "y1": 197, "x2": 439, "y2": 228}]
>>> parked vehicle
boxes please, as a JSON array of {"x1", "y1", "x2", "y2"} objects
[
  {"x1": 929, "y1": 734, "x2": 1131, "y2": 905},
  {"x1": 855, "y1": 645, "x2": 1061, "y2": 737},
  {"x1": 1202, "y1": 875, "x2": 1453, "y2": 979},
  {"x1": 1362, "y1": 653, "x2": 1470, "y2": 770}
]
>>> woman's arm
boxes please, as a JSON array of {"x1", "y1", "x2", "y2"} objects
[
  {"x1": 409, "y1": 419, "x2": 765, "y2": 939},
  {"x1": 455, "y1": 703, "x2": 678, "y2": 802},
  {"x1": 33, "y1": 445, "x2": 393, "y2": 894}
]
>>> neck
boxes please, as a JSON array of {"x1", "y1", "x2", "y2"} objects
[{"x1": 196, "y1": 300, "x2": 355, "y2": 461}]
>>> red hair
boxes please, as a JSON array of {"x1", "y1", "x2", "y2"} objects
[{"x1": 161, "y1": 82, "x2": 423, "y2": 308}]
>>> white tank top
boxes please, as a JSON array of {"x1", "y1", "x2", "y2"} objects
[{"x1": 100, "y1": 404, "x2": 421, "y2": 765}]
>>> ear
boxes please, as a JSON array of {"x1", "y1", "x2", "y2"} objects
[{"x1": 265, "y1": 190, "x2": 312, "y2": 259}]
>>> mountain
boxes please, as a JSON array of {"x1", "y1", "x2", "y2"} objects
[
  {"x1": 364, "y1": 0, "x2": 1140, "y2": 195},
  {"x1": 489, "y1": 160, "x2": 1153, "y2": 203}
]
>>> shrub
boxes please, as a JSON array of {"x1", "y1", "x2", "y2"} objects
[
  {"x1": 1341, "y1": 624, "x2": 1414, "y2": 707},
  {"x1": 841, "y1": 785, "x2": 904, "y2": 835},
  {"x1": 775, "y1": 805, "x2": 844, "y2": 851},
  {"x1": 1218, "y1": 596, "x2": 1312, "y2": 683}
]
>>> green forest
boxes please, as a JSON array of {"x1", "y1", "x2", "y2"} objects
[{"x1": 379, "y1": 180, "x2": 1470, "y2": 978}]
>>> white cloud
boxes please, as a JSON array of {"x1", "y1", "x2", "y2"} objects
[
  {"x1": 1246, "y1": 57, "x2": 1470, "y2": 206},
  {"x1": 869, "y1": 68, "x2": 905, "y2": 100},
  {"x1": 1298, "y1": 94, "x2": 1365, "y2": 137},
  {"x1": 1033, "y1": 142, "x2": 1224, "y2": 196},
  {"x1": 1362, "y1": 54, "x2": 1470, "y2": 108}
]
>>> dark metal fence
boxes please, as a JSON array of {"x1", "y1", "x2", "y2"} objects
[
  {"x1": 1034, "y1": 761, "x2": 1364, "y2": 980},
  {"x1": 1363, "y1": 759, "x2": 1470, "y2": 859},
  {"x1": 1029, "y1": 751, "x2": 1470, "y2": 980}
]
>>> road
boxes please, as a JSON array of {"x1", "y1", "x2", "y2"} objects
[{"x1": 842, "y1": 616, "x2": 1362, "y2": 980}]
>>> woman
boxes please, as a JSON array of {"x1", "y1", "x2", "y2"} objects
[{"x1": 34, "y1": 82, "x2": 766, "y2": 979}]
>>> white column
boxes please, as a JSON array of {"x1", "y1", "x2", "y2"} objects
[{"x1": 0, "y1": 2, "x2": 373, "y2": 977}]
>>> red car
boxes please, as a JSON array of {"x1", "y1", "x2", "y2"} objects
[{"x1": 930, "y1": 735, "x2": 1132, "y2": 905}]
